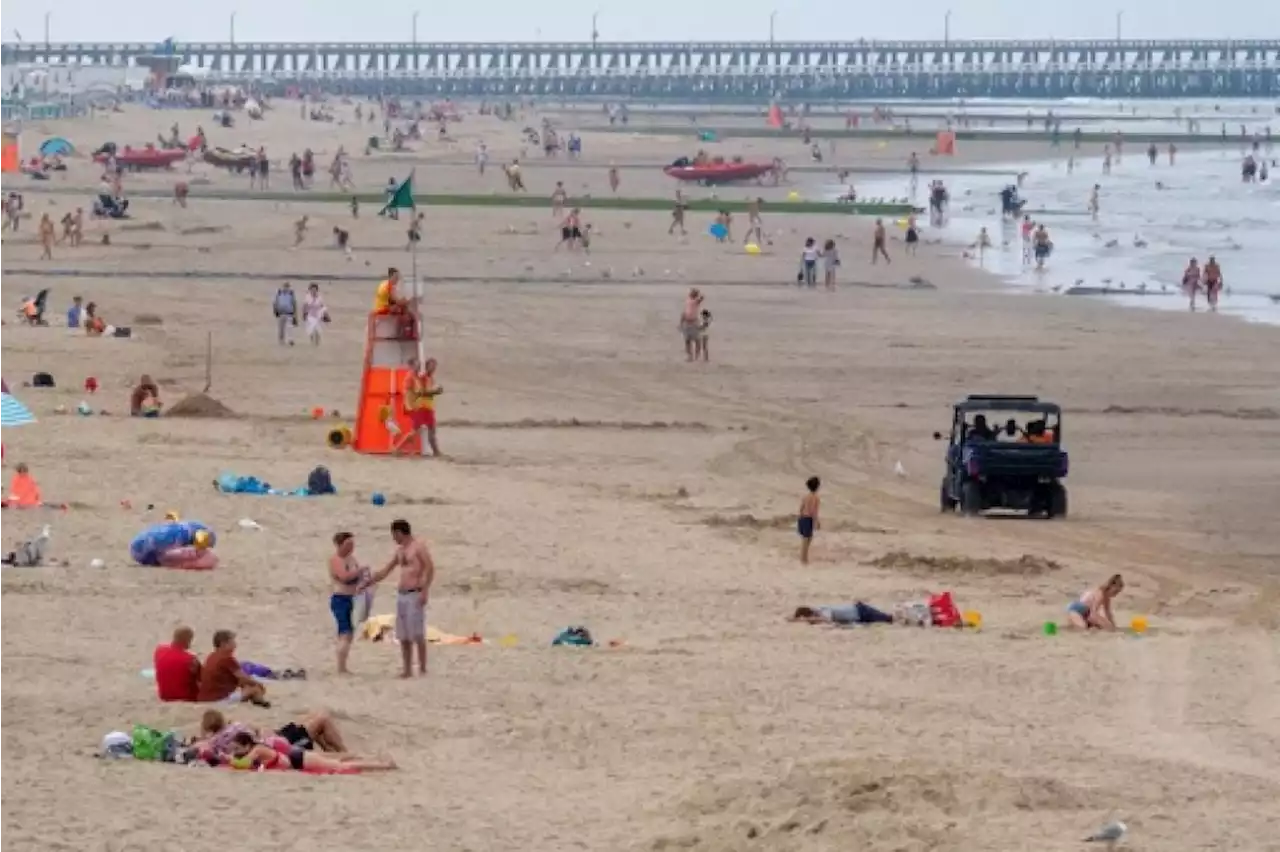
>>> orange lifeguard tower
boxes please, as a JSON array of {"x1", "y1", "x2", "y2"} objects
[{"x1": 352, "y1": 311, "x2": 423, "y2": 455}]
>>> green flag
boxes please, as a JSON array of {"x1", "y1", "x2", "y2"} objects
[{"x1": 380, "y1": 170, "x2": 416, "y2": 216}]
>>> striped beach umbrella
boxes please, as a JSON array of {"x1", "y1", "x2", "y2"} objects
[{"x1": 1, "y1": 392, "x2": 37, "y2": 427}]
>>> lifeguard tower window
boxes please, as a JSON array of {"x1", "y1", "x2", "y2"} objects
[{"x1": 164, "y1": 74, "x2": 197, "y2": 89}]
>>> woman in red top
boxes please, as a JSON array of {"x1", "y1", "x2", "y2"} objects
[{"x1": 153, "y1": 626, "x2": 201, "y2": 702}]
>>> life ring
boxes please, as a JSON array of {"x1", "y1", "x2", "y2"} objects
[{"x1": 327, "y1": 426, "x2": 352, "y2": 449}]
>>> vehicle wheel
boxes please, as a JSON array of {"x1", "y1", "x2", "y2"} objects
[
  {"x1": 960, "y1": 481, "x2": 983, "y2": 517},
  {"x1": 939, "y1": 478, "x2": 956, "y2": 513},
  {"x1": 1048, "y1": 484, "x2": 1068, "y2": 519}
]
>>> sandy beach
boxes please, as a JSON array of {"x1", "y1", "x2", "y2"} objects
[{"x1": 2, "y1": 101, "x2": 1279, "y2": 852}]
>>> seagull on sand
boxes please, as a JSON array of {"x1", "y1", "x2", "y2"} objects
[{"x1": 1083, "y1": 820, "x2": 1127, "y2": 847}]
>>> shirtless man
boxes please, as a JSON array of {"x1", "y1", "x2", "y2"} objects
[
  {"x1": 1088, "y1": 184, "x2": 1100, "y2": 220},
  {"x1": 669, "y1": 189, "x2": 687, "y2": 236},
  {"x1": 551, "y1": 182, "x2": 568, "y2": 219},
  {"x1": 743, "y1": 198, "x2": 764, "y2": 246},
  {"x1": 871, "y1": 219, "x2": 890, "y2": 265},
  {"x1": 39, "y1": 213, "x2": 55, "y2": 260},
  {"x1": 369, "y1": 520, "x2": 436, "y2": 677},
  {"x1": 329, "y1": 532, "x2": 366, "y2": 674},
  {"x1": 1203, "y1": 255, "x2": 1223, "y2": 312}
]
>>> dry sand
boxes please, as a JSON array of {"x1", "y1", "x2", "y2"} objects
[{"x1": 2, "y1": 102, "x2": 1279, "y2": 852}]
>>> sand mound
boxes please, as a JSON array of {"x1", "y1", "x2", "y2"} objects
[
  {"x1": 867, "y1": 550, "x2": 1062, "y2": 576},
  {"x1": 132, "y1": 313, "x2": 164, "y2": 326},
  {"x1": 120, "y1": 221, "x2": 166, "y2": 232},
  {"x1": 653, "y1": 760, "x2": 1099, "y2": 851},
  {"x1": 703, "y1": 514, "x2": 889, "y2": 534},
  {"x1": 165, "y1": 392, "x2": 237, "y2": 419}
]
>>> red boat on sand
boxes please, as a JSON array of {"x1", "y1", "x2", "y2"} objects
[
  {"x1": 663, "y1": 160, "x2": 774, "y2": 185},
  {"x1": 93, "y1": 146, "x2": 187, "y2": 170}
]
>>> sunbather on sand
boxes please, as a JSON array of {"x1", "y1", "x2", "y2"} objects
[
  {"x1": 790, "y1": 603, "x2": 894, "y2": 625},
  {"x1": 196, "y1": 708, "x2": 349, "y2": 755},
  {"x1": 223, "y1": 730, "x2": 396, "y2": 772},
  {"x1": 1066, "y1": 574, "x2": 1125, "y2": 630}
]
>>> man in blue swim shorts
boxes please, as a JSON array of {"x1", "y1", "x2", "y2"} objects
[
  {"x1": 328, "y1": 532, "x2": 365, "y2": 674},
  {"x1": 797, "y1": 476, "x2": 821, "y2": 564}
]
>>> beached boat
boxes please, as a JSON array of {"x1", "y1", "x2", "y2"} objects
[
  {"x1": 663, "y1": 161, "x2": 773, "y2": 185},
  {"x1": 203, "y1": 147, "x2": 257, "y2": 171},
  {"x1": 93, "y1": 147, "x2": 187, "y2": 170}
]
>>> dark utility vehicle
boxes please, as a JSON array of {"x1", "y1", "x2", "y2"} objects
[{"x1": 938, "y1": 395, "x2": 1069, "y2": 518}]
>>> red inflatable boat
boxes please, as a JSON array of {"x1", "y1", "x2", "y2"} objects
[
  {"x1": 93, "y1": 147, "x2": 187, "y2": 170},
  {"x1": 663, "y1": 162, "x2": 774, "y2": 185}
]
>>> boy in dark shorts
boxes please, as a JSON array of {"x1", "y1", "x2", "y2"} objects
[{"x1": 798, "y1": 476, "x2": 821, "y2": 564}]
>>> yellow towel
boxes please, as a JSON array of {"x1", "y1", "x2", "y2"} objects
[{"x1": 359, "y1": 614, "x2": 482, "y2": 645}]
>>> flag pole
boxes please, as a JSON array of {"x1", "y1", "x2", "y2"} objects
[{"x1": 408, "y1": 169, "x2": 425, "y2": 368}]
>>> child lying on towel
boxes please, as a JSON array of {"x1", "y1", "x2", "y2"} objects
[
  {"x1": 790, "y1": 603, "x2": 894, "y2": 626},
  {"x1": 222, "y1": 731, "x2": 396, "y2": 773}
]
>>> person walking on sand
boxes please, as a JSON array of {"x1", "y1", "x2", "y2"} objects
[
  {"x1": 679, "y1": 288, "x2": 703, "y2": 361},
  {"x1": 798, "y1": 476, "x2": 821, "y2": 564},
  {"x1": 800, "y1": 237, "x2": 820, "y2": 287},
  {"x1": 821, "y1": 239, "x2": 841, "y2": 290},
  {"x1": 871, "y1": 219, "x2": 891, "y2": 265},
  {"x1": 1065, "y1": 574, "x2": 1125, "y2": 630},
  {"x1": 302, "y1": 283, "x2": 329, "y2": 346},
  {"x1": 608, "y1": 165, "x2": 620, "y2": 193},
  {"x1": 1203, "y1": 255, "x2": 1223, "y2": 312},
  {"x1": 38, "y1": 213, "x2": 54, "y2": 259},
  {"x1": 368, "y1": 520, "x2": 436, "y2": 678},
  {"x1": 292, "y1": 215, "x2": 309, "y2": 249},
  {"x1": 1088, "y1": 184, "x2": 1101, "y2": 220},
  {"x1": 669, "y1": 191, "x2": 688, "y2": 236},
  {"x1": 392, "y1": 356, "x2": 442, "y2": 457},
  {"x1": 328, "y1": 532, "x2": 366, "y2": 674},
  {"x1": 272, "y1": 282, "x2": 298, "y2": 346},
  {"x1": 551, "y1": 181, "x2": 568, "y2": 219},
  {"x1": 1182, "y1": 256, "x2": 1203, "y2": 311},
  {"x1": 743, "y1": 198, "x2": 764, "y2": 245}
]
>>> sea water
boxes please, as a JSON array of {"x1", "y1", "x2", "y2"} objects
[{"x1": 843, "y1": 144, "x2": 1280, "y2": 326}]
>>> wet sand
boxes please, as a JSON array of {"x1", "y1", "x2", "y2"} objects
[{"x1": 2, "y1": 102, "x2": 1279, "y2": 852}]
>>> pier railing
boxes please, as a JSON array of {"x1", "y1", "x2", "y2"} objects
[{"x1": 202, "y1": 60, "x2": 1280, "y2": 81}]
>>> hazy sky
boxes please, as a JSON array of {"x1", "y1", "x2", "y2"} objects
[{"x1": 3, "y1": 0, "x2": 1278, "y2": 44}]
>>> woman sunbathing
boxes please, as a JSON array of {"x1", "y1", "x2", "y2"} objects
[
  {"x1": 1066, "y1": 574, "x2": 1124, "y2": 630},
  {"x1": 224, "y1": 731, "x2": 396, "y2": 773},
  {"x1": 790, "y1": 603, "x2": 894, "y2": 625}
]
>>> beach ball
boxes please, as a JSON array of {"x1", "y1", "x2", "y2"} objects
[
  {"x1": 1130, "y1": 616, "x2": 1149, "y2": 635},
  {"x1": 744, "y1": 243, "x2": 762, "y2": 255},
  {"x1": 787, "y1": 190, "x2": 801, "y2": 202},
  {"x1": 962, "y1": 610, "x2": 982, "y2": 629},
  {"x1": 708, "y1": 222, "x2": 728, "y2": 240},
  {"x1": 896, "y1": 218, "x2": 909, "y2": 228},
  {"x1": 77, "y1": 401, "x2": 93, "y2": 416},
  {"x1": 1043, "y1": 621, "x2": 1058, "y2": 636},
  {"x1": 371, "y1": 492, "x2": 387, "y2": 506},
  {"x1": 193, "y1": 529, "x2": 212, "y2": 550}
]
